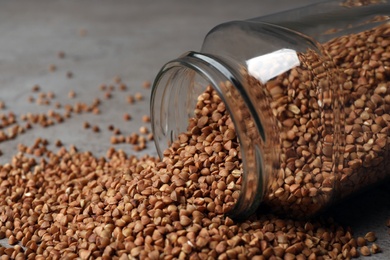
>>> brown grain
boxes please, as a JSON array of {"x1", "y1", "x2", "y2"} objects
[
  {"x1": 57, "y1": 51, "x2": 65, "y2": 59},
  {"x1": 49, "y1": 64, "x2": 57, "y2": 72},
  {"x1": 123, "y1": 113, "x2": 131, "y2": 121},
  {"x1": 68, "y1": 90, "x2": 76, "y2": 98},
  {"x1": 0, "y1": 18, "x2": 387, "y2": 260}
]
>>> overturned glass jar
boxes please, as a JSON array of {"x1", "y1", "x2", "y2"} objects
[{"x1": 151, "y1": 0, "x2": 390, "y2": 219}]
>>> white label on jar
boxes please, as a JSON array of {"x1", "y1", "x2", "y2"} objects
[{"x1": 246, "y1": 48, "x2": 300, "y2": 84}]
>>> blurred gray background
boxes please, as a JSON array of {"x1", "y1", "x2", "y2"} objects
[{"x1": 0, "y1": 0, "x2": 388, "y2": 258}]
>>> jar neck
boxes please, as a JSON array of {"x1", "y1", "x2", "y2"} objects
[{"x1": 151, "y1": 51, "x2": 279, "y2": 220}]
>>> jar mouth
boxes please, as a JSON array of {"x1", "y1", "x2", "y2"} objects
[{"x1": 151, "y1": 51, "x2": 269, "y2": 220}]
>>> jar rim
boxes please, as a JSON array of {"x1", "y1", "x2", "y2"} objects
[{"x1": 150, "y1": 51, "x2": 267, "y2": 220}]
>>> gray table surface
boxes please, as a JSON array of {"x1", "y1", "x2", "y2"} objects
[{"x1": 0, "y1": 0, "x2": 388, "y2": 259}]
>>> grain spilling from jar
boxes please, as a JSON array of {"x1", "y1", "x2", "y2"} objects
[
  {"x1": 0, "y1": 83, "x2": 384, "y2": 259},
  {"x1": 0, "y1": 24, "x2": 388, "y2": 260}
]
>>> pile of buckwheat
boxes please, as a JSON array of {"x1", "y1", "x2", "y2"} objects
[
  {"x1": 0, "y1": 85, "x2": 382, "y2": 260},
  {"x1": 0, "y1": 18, "x2": 389, "y2": 260}
]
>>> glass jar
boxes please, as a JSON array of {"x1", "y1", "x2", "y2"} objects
[{"x1": 150, "y1": 0, "x2": 390, "y2": 219}]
